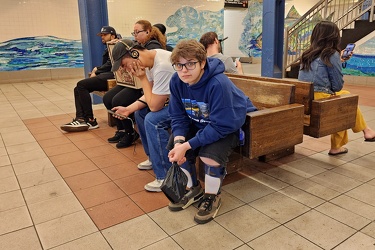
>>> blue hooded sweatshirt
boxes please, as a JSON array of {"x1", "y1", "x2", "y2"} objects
[{"x1": 169, "y1": 57, "x2": 257, "y2": 150}]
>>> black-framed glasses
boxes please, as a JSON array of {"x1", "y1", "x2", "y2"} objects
[
  {"x1": 172, "y1": 61, "x2": 199, "y2": 71},
  {"x1": 131, "y1": 30, "x2": 146, "y2": 36}
]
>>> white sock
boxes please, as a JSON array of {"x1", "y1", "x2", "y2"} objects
[
  {"x1": 204, "y1": 174, "x2": 221, "y2": 194},
  {"x1": 181, "y1": 168, "x2": 192, "y2": 188}
]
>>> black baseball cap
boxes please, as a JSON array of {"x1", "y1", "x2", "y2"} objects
[
  {"x1": 97, "y1": 26, "x2": 117, "y2": 36},
  {"x1": 153, "y1": 23, "x2": 166, "y2": 35},
  {"x1": 111, "y1": 39, "x2": 136, "y2": 72}
]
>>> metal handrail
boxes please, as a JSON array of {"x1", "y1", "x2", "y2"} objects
[{"x1": 283, "y1": 0, "x2": 375, "y2": 77}]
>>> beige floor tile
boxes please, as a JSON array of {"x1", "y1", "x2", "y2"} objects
[
  {"x1": 315, "y1": 202, "x2": 371, "y2": 230},
  {"x1": 346, "y1": 183, "x2": 375, "y2": 207},
  {"x1": 332, "y1": 162, "x2": 375, "y2": 182},
  {"x1": 6, "y1": 141, "x2": 42, "y2": 155},
  {"x1": 0, "y1": 206, "x2": 33, "y2": 235},
  {"x1": 302, "y1": 152, "x2": 346, "y2": 169},
  {"x1": 331, "y1": 195, "x2": 375, "y2": 221},
  {"x1": 278, "y1": 158, "x2": 327, "y2": 178},
  {"x1": 285, "y1": 210, "x2": 356, "y2": 249},
  {"x1": 351, "y1": 152, "x2": 375, "y2": 169},
  {"x1": 1, "y1": 130, "x2": 36, "y2": 146},
  {"x1": 0, "y1": 176, "x2": 20, "y2": 194},
  {"x1": 29, "y1": 193, "x2": 83, "y2": 224},
  {"x1": 23, "y1": 179, "x2": 72, "y2": 205},
  {"x1": 35, "y1": 210, "x2": 97, "y2": 249},
  {"x1": 248, "y1": 226, "x2": 321, "y2": 250},
  {"x1": 293, "y1": 179, "x2": 341, "y2": 200},
  {"x1": 261, "y1": 166, "x2": 305, "y2": 185},
  {"x1": 217, "y1": 191, "x2": 246, "y2": 215},
  {"x1": 222, "y1": 177, "x2": 276, "y2": 203},
  {"x1": 0, "y1": 227, "x2": 42, "y2": 250},
  {"x1": 250, "y1": 192, "x2": 310, "y2": 223},
  {"x1": 142, "y1": 237, "x2": 183, "y2": 250},
  {"x1": 334, "y1": 232, "x2": 375, "y2": 250},
  {"x1": 361, "y1": 222, "x2": 375, "y2": 238},
  {"x1": 215, "y1": 205, "x2": 280, "y2": 242},
  {"x1": 173, "y1": 221, "x2": 243, "y2": 250},
  {"x1": 0, "y1": 190, "x2": 25, "y2": 212},
  {"x1": 12, "y1": 157, "x2": 54, "y2": 175},
  {"x1": 17, "y1": 167, "x2": 61, "y2": 189},
  {"x1": 148, "y1": 206, "x2": 198, "y2": 235},
  {"x1": 279, "y1": 186, "x2": 325, "y2": 208},
  {"x1": 309, "y1": 171, "x2": 363, "y2": 193},
  {"x1": 0, "y1": 147, "x2": 6, "y2": 156},
  {"x1": 0, "y1": 155, "x2": 11, "y2": 167},
  {"x1": 102, "y1": 215, "x2": 168, "y2": 250},
  {"x1": 245, "y1": 171, "x2": 290, "y2": 191},
  {"x1": 0, "y1": 165, "x2": 14, "y2": 179},
  {"x1": 9, "y1": 148, "x2": 47, "y2": 165},
  {"x1": 50, "y1": 232, "x2": 112, "y2": 250}
]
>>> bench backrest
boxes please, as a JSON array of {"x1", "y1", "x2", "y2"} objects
[
  {"x1": 227, "y1": 73, "x2": 313, "y2": 114},
  {"x1": 228, "y1": 77, "x2": 296, "y2": 108}
]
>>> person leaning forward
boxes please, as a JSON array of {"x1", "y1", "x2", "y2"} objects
[{"x1": 109, "y1": 39, "x2": 175, "y2": 192}]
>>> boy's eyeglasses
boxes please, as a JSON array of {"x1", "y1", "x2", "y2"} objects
[
  {"x1": 131, "y1": 30, "x2": 146, "y2": 36},
  {"x1": 172, "y1": 62, "x2": 199, "y2": 71}
]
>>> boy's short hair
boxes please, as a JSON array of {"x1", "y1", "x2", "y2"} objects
[
  {"x1": 199, "y1": 31, "x2": 218, "y2": 50},
  {"x1": 170, "y1": 39, "x2": 207, "y2": 64}
]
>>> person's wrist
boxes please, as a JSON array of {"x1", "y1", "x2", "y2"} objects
[{"x1": 174, "y1": 139, "x2": 185, "y2": 145}]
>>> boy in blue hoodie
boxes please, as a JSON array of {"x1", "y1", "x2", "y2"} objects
[{"x1": 167, "y1": 39, "x2": 257, "y2": 224}]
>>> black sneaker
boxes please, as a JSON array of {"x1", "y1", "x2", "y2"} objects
[
  {"x1": 108, "y1": 131, "x2": 126, "y2": 143},
  {"x1": 87, "y1": 118, "x2": 99, "y2": 130},
  {"x1": 194, "y1": 193, "x2": 222, "y2": 224},
  {"x1": 60, "y1": 118, "x2": 89, "y2": 132},
  {"x1": 116, "y1": 131, "x2": 140, "y2": 148},
  {"x1": 168, "y1": 182, "x2": 204, "y2": 211}
]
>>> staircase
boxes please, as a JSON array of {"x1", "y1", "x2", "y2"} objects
[{"x1": 283, "y1": 0, "x2": 375, "y2": 78}]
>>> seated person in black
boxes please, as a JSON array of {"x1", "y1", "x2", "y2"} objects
[{"x1": 61, "y1": 26, "x2": 118, "y2": 132}]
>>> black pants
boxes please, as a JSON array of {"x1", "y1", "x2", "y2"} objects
[
  {"x1": 103, "y1": 85, "x2": 143, "y2": 132},
  {"x1": 74, "y1": 72, "x2": 113, "y2": 120}
]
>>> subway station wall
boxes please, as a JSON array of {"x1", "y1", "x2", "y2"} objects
[{"x1": 1, "y1": 0, "x2": 374, "y2": 77}]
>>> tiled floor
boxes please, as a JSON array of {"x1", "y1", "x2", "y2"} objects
[{"x1": 1, "y1": 72, "x2": 375, "y2": 250}]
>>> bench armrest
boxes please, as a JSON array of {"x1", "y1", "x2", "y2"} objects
[
  {"x1": 241, "y1": 103, "x2": 304, "y2": 159},
  {"x1": 306, "y1": 93, "x2": 359, "y2": 138}
]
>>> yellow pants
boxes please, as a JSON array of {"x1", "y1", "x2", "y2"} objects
[{"x1": 314, "y1": 90, "x2": 367, "y2": 149}]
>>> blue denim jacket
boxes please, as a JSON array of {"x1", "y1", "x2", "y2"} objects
[{"x1": 298, "y1": 52, "x2": 344, "y2": 94}]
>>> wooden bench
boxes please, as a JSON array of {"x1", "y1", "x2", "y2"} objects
[
  {"x1": 198, "y1": 77, "x2": 305, "y2": 178},
  {"x1": 92, "y1": 79, "x2": 117, "y2": 127},
  {"x1": 226, "y1": 73, "x2": 359, "y2": 138}
]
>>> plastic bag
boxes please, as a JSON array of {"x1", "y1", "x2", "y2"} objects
[{"x1": 161, "y1": 162, "x2": 188, "y2": 203}]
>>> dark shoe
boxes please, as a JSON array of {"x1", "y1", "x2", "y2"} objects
[
  {"x1": 116, "y1": 131, "x2": 140, "y2": 148},
  {"x1": 194, "y1": 193, "x2": 222, "y2": 224},
  {"x1": 168, "y1": 182, "x2": 204, "y2": 211},
  {"x1": 108, "y1": 131, "x2": 126, "y2": 143},
  {"x1": 87, "y1": 118, "x2": 99, "y2": 130},
  {"x1": 365, "y1": 137, "x2": 375, "y2": 142},
  {"x1": 328, "y1": 147, "x2": 348, "y2": 156},
  {"x1": 60, "y1": 118, "x2": 89, "y2": 132}
]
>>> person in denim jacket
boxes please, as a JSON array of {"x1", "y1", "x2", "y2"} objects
[{"x1": 298, "y1": 21, "x2": 375, "y2": 155}]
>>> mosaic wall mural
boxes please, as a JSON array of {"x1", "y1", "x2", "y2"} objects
[{"x1": 1, "y1": 0, "x2": 374, "y2": 77}]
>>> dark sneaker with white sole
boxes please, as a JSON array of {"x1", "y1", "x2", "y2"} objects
[
  {"x1": 87, "y1": 118, "x2": 99, "y2": 130},
  {"x1": 108, "y1": 131, "x2": 126, "y2": 143},
  {"x1": 168, "y1": 182, "x2": 204, "y2": 211},
  {"x1": 60, "y1": 118, "x2": 89, "y2": 132},
  {"x1": 116, "y1": 131, "x2": 139, "y2": 148},
  {"x1": 194, "y1": 193, "x2": 222, "y2": 224}
]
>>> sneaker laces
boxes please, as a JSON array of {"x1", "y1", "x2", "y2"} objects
[{"x1": 198, "y1": 195, "x2": 215, "y2": 211}]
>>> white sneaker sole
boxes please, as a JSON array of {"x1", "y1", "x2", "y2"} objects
[
  {"x1": 137, "y1": 165, "x2": 152, "y2": 170},
  {"x1": 144, "y1": 185, "x2": 162, "y2": 192},
  {"x1": 60, "y1": 125, "x2": 89, "y2": 132}
]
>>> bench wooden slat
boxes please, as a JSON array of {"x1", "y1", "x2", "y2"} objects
[
  {"x1": 243, "y1": 104, "x2": 304, "y2": 159},
  {"x1": 306, "y1": 93, "x2": 358, "y2": 138},
  {"x1": 228, "y1": 77, "x2": 296, "y2": 108}
]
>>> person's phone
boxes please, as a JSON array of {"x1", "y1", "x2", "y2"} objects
[
  {"x1": 342, "y1": 43, "x2": 355, "y2": 60},
  {"x1": 107, "y1": 109, "x2": 127, "y2": 119}
]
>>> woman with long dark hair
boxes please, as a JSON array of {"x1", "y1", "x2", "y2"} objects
[{"x1": 298, "y1": 20, "x2": 375, "y2": 156}]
